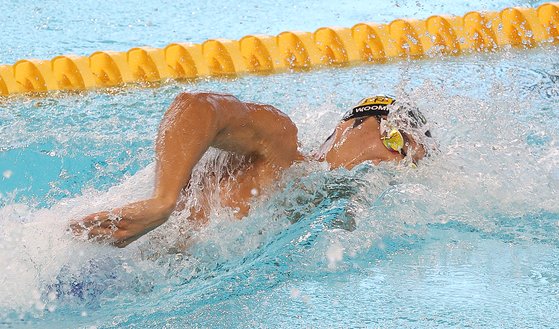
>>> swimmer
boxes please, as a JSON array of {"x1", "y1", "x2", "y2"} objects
[{"x1": 70, "y1": 92, "x2": 432, "y2": 247}]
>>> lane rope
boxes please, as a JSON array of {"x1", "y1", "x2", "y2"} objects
[{"x1": 0, "y1": 3, "x2": 557, "y2": 96}]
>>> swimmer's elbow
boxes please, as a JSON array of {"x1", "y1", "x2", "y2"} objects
[
  {"x1": 167, "y1": 92, "x2": 219, "y2": 128},
  {"x1": 173, "y1": 92, "x2": 215, "y2": 113}
]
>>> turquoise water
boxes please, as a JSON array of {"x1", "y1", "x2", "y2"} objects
[{"x1": 1, "y1": 0, "x2": 559, "y2": 328}]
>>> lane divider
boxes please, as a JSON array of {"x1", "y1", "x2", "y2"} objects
[{"x1": 0, "y1": 3, "x2": 558, "y2": 96}]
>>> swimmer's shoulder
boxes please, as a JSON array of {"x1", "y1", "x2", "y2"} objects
[
  {"x1": 173, "y1": 92, "x2": 255, "y2": 124},
  {"x1": 174, "y1": 92, "x2": 286, "y2": 117},
  {"x1": 245, "y1": 102, "x2": 298, "y2": 139},
  {"x1": 174, "y1": 91, "x2": 244, "y2": 107},
  {"x1": 243, "y1": 101, "x2": 293, "y2": 124},
  {"x1": 173, "y1": 92, "x2": 296, "y2": 136}
]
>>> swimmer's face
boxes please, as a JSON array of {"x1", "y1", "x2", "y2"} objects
[{"x1": 316, "y1": 117, "x2": 404, "y2": 169}]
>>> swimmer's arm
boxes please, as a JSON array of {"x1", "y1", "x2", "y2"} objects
[{"x1": 72, "y1": 93, "x2": 220, "y2": 247}]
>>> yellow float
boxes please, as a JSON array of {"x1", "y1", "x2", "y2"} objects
[{"x1": 0, "y1": 3, "x2": 557, "y2": 96}]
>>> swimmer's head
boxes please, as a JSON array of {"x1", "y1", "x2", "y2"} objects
[
  {"x1": 343, "y1": 95, "x2": 431, "y2": 134},
  {"x1": 316, "y1": 95, "x2": 434, "y2": 167}
]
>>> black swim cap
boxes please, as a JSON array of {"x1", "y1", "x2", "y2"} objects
[
  {"x1": 342, "y1": 95, "x2": 396, "y2": 121},
  {"x1": 343, "y1": 95, "x2": 431, "y2": 137}
]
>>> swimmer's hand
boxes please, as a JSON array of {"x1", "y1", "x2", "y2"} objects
[{"x1": 69, "y1": 198, "x2": 175, "y2": 248}]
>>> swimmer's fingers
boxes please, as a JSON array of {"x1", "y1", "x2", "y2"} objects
[
  {"x1": 87, "y1": 226, "x2": 117, "y2": 242},
  {"x1": 108, "y1": 226, "x2": 142, "y2": 248},
  {"x1": 112, "y1": 235, "x2": 138, "y2": 248},
  {"x1": 68, "y1": 217, "x2": 96, "y2": 237},
  {"x1": 75, "y1": 211, "x2": 111, "y2": 228},
  {"x1": 69, "y1": 210, "x2": 121, "y2": 237},
  {"x1": 72, "y1": 222, "x2": 134, "y2": 246}
]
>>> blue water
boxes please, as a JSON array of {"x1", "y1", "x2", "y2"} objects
[{"x1": 1, "y1": 0, "x2": 559, "y2": 328}]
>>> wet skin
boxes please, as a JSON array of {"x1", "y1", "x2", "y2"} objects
[{"x1": 70, "y1": 92, "x2": 424, "y2": 247}]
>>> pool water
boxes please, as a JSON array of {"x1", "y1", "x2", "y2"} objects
[{"x1": 1, "y1": 0, "x2": 559, "y2": 328}]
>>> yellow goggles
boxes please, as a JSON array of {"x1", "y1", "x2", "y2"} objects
[{"x1": 381, "y1": 128, "x2": 404, "y2": 153}]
